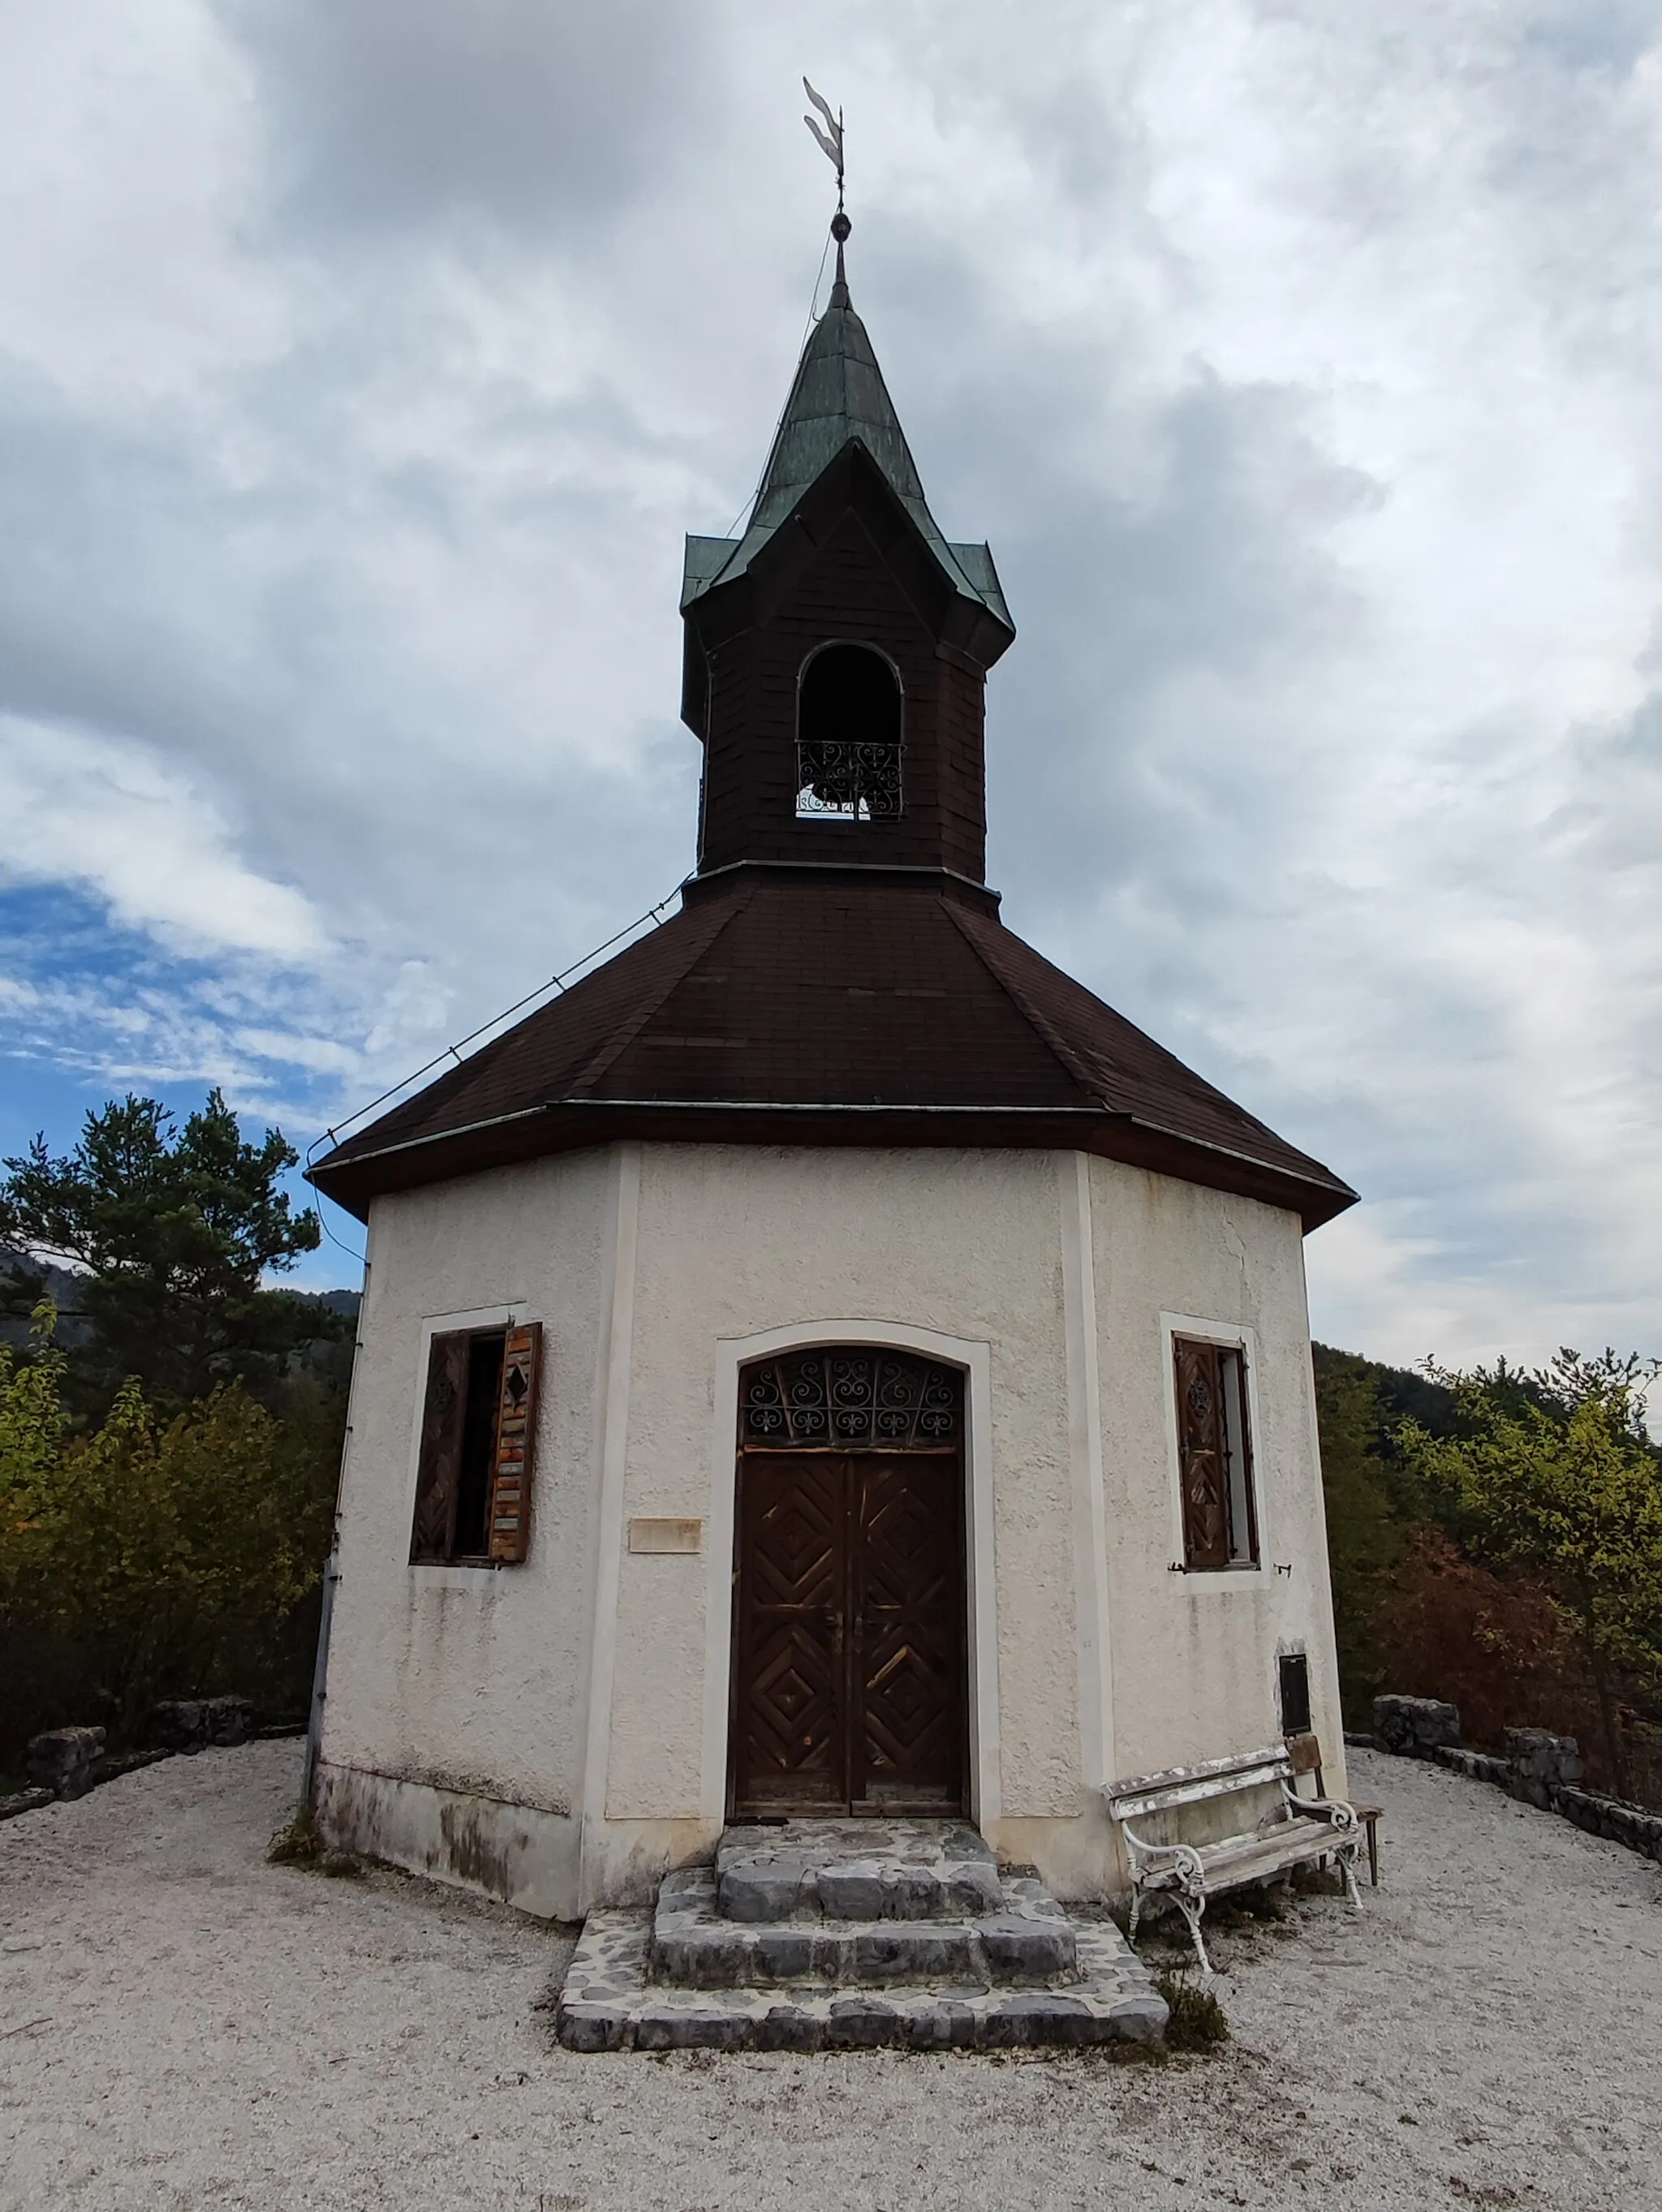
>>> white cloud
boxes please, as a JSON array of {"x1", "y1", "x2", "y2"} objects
[{"x1": 0, "y1": 717, "x2": 328, "y2": 958}]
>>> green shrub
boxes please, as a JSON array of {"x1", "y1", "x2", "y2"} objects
[
  {"x1": 0, "y1": 1309, "x2": 339, "y2": 1758},
  {"x1": 1155, "y1": 1972, "x2": 1230, "y2": 2051}
]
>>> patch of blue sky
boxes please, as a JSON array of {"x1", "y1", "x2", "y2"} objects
[{"x1": 0, "y1": 879, "x2": 367, "y2": 1292}]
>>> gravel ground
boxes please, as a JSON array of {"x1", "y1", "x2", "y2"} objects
[{"x1": 2, "y1": 1743, "x2": 1659, "y2": 2211}]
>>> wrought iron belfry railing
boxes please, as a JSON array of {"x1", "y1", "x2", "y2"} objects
[
  {"x1": 740, "y1": 1346, "x2": 962, "y2": 1450},
  {"x1": 794, "y1": 738, "x2": 904, "y2": 821}
]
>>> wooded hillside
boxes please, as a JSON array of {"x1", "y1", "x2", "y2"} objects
[{"x1": 1314, "y1": 1341, "x2": 1662, "y2": 1805}]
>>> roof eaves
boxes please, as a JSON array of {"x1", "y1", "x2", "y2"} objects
[
  {"x1": 305, "y1": 1102, "x2": 557, "y2": 1184},
  {"x1": 681, "y1": 534, "x2": 741, "y2": 607},
  {"x1": 945, "y1": 541, "x2": 1014, "y2": 632},
  {"x1": 942, "y1": 903, "x2": 1354, "y2": 1210},
  {"x1": 306, "y1": 1097, "x2": 1120, "y2": 1189},
  {"x1": 1113, "y1": 1114, "x2": 1355, "y2": 1207},
  {"x1": 306, "y1": 1095, "x2": 1353, "y2": 1232}
]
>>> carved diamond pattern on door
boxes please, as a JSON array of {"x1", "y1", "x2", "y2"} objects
[
  {"x1": 731, "y1": 1456, "x2": 846, "y2": 1813},
  {"x1": 730, "y1": 1430, "x2": 967, "y2": 1820},
  {"x1": 751, "y1": 1485, "x2": 838, "y2": 1607},
  {"x1": 748, "y1": 1625, "x2": 839, "y2": 1783},
  {"x1": 856, "y1": 1456, "x2": 964, "y2": 1810}
]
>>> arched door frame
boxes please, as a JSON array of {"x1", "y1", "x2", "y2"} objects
[{"x1": 699, "y1": 1318, "x2": 999, "y2": 1829}]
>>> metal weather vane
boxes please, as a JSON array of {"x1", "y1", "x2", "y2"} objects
[
  {"x1": 802, "y1": 78, "x2": 845, "y2": 209},
  {"x1": 803, "y1": 78, "x2": 851, "y2": 287}
]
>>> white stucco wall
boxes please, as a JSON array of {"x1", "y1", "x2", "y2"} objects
[
  {"x1": 1086, "y1": 1158, "x2": 1348, "y2": 1810},
  {"x1": 607, "y1": 1144, "x2": 1079, "y2": 1867},
  {"x1": 316, "y1": 1147, "x2": 619, "y2": 1917},
  {"x1": 316, "y1": 1138, "x2": 1346, "y2": 1914}
]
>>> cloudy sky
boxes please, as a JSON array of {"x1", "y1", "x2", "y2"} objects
[{"x1": 2, "y1": 1, "x2": 1659, "y2": 1367}]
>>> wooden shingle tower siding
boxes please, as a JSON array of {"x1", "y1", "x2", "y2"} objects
[
  {"x1": 680, "y1": 261, "x2": 1012, "y2": 887},
  {"x1": 687, "y1": 457, "x2": 1004, "y2": 882},
  {"x1": 308, "y1": 250, "x2": 1356, "y2": 1236}
]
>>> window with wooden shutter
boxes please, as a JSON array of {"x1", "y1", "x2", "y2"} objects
[
  {"x1": 410, "y1": 1321, "x2": 541, "y2": 1565},
  {"x1": 1173, "y1": 1336, "x2": 1259, "y2": 1571},
  {"x1": 487, "y1": 1322, "x2": 540, "y2": 1563},
  {"x1": 411, "y1": 1331, "x2": 471, "y2": 1562}
]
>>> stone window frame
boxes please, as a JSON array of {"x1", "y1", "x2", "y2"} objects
[
  {"x1": 1159, "y1": 1314, "x2": 1267, "y2": 1578},
  {"x1": 407, "y1": 1303, "x2": 542, "y2": 1571}
]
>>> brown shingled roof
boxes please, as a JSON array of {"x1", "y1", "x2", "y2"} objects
[{"x1": 308, "y1": 870, "x2": 1355, "y2": 1229}]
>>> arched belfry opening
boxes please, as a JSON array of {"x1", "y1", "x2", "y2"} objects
[{"x1": 795, "y1": 642, "x2": 904, "y2": 822}]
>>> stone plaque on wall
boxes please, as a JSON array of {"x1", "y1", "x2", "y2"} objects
[{"x1": 627, "y1": 1517, "x2": 704, "y2": 1555}]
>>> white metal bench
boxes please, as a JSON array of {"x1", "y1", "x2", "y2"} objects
[{"x1": 1104, "y1": 1741, "x2": 1364, "y2": 1975}]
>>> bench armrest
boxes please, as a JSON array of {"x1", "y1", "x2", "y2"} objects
[
  {"x1": 1281, "y1": 1783, "x2": 1360, "y2": 1835},
  {"x1": 1117, "y1": 1818, "x2": 1208, "y2": 1899}
]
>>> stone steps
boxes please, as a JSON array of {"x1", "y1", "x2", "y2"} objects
[
  {"x1": 715, "y1": 1818, "x2": 1003, "y2": 1923},
  {"x1": 655, "y1": 1867, "x2": 1077, "y2": 1986},
  {"x1": 555, "y1": 1817, "x2": 1169, "y2": 2053},
  {"x1": 558, "y1": 1911, "x2": 1166, "y2": 2052}
]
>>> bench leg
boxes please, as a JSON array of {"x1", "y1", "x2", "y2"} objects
[
  {"x1": 1129, "y1": 1885, "x2": 1144, "y2": 1947},
  {"x1": 1338, "y1": 1844, "x2": 1363, "y2": 1911},
  {"x1": 1172, "y1": 1891, "x2": 1213, "y2": 1977}
]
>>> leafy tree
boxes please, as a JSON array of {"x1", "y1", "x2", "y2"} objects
[
  {"x1": 1396, "y1": 1352, "x2": 1662, "y2": 1794},
  {"x1": 0, "y1": 1090, "x2": 328, "y2": 1409},
  {"x1": 1311, "y1": 1349, "x2": 1403, "y2": 1719},
  {"x1": 0, "y1": 1306, "x2": 339, "y2": 1747}
]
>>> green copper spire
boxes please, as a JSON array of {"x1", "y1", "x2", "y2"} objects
[
  {"x1": 682, "y1": 217, "x2": 1013, "y2": 635},
  {"x1": 747, "y1": 217, "x2": 931, "y2": 538}
]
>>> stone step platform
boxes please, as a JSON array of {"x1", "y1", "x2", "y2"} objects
[
  {"x1": 715, "y1": 1818, "x2": 1002, "y2": 1923},
  {"x1": 655, "y1": 1866, "x2": 1076, "y2": 1986},
  {"x1": 558, "y1": 1909, "x2": 1168, "y2": 2052}
]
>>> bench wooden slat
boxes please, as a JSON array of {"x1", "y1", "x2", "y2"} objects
[
  {"x1": 1133, "y1": 1821, "x2": 1339, "y2": 1887},
  {"x1": 1106, "y1": 1744, "x2": 1290, "y2": 1820},
  {"x1": 1192, "y1": 1827, "x2": 1338, "y2": 1883}
]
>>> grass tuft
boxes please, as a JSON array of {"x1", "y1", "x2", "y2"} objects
[
  {"x1": 266, "y1": 1801, "x2": 325, "y2": 1865},
  {"x1": 1155, "y1": 1971, "x2": 1230, "y2": 2051}
]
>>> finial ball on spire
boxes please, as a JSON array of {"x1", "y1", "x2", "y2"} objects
[{"x1": 832, "y1": 210, "x2": 851, "y2": 243}]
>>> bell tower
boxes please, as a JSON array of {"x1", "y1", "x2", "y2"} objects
[
  {"x1": 679, "y1": 216, "x2": 1015, "y2": 893},
  {"x1": 312, "y1": 199, "x2": 1355, "y2": 1240}
]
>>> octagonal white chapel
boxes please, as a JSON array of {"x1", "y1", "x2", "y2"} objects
[{"x1": 308, "y1": 224, "x2": 1356, "y2": 1923}]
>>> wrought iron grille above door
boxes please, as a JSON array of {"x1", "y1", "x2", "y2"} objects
[{"x1": 739, "y1": 1346, "x2": 962, "y2": 1452}]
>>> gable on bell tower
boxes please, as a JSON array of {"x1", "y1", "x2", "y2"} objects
[{"x1": 679, "y1": 226, "x2": 1014, "y2": 889}]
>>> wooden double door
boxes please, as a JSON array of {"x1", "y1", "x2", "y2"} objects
[{"x1": 729, "y1": 1446, "x2": 968, "y2": 1818}]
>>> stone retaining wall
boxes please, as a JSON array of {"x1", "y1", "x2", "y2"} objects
[
  {"x1": 1552, "y1": 1784, "x2": 1662, "y2": 1866},
  {"x1": 1372, "y1": 1693, "x2": 1662, "y2": 1869},
  {"x1": 1, "y1": 1702, "x2": 305, "y2": 1823},
  {"x1": 1431, "y1": 1745, "x2": 1512, "y2": 1792}
]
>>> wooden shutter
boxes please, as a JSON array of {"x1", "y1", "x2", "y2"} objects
[
  {"x1": 487, "y1": 1321, "x2": 542, "y2": 1564},
  {"x1": 411, "y1": 1331, "x2": 470, "y2": 1562},
  {"x1": 1173, "y1": 1338, "x2": 1230, "y2": 1571}
]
